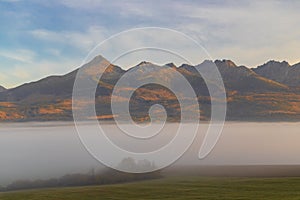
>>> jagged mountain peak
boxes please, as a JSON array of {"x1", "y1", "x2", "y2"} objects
[
  {"x1": 202, "y1": 59, "x2": 214, "y2": 64},
  {"x1": 253, "y1": 60, "x2": 300, "y2": 87},
  {"x1": 254, "y1": 60, "x2": 291, "y2": 72},
  {"x1": 178, "y1": 63, "x2": 193, "y2": 68},
  {"x1": 195, "y1": 60, "x2": 214, "y2": 67},
  {"x1": 85, "y1": 54, "x2": 111, "y2": 66},
  {"x1": 89, "y1": 54, "x2": 108, "y2": 63},
  {"x1": 263, "y1": 60, "x2": 290, "y2": 66},
  {"x1": 81, "y1": 54, "x2": 125, "y2": 77},
  {"x1": 214, "y1": 59, "x2": 237, "y2": 67},
  {"x1": 165, "y1": 62, "x2": 177, "y2": 68},
  {"x1": 136, "y1": 61, "x2": 153, "y2": 66},
  {"x1": 128, "y1": 61, "x2": 161, "y2": 74}
]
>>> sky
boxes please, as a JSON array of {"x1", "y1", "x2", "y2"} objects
[{"x1": 0, "y1": 0, "x2": 299, "y2": 88}]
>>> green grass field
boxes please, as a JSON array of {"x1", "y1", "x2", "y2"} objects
[{"x1": 1, "y1": 176, "x2": 300, "y2": 200}]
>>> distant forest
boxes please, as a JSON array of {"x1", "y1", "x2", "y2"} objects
[{"x1": 0, "y1": 158, "x2": 162, "y2": 191}]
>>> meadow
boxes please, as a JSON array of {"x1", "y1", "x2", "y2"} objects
[{"x1": 1, "y1": 176, "x2": 300, "y2": 200}]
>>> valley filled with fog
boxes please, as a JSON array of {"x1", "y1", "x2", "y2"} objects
[{"x1": 1, "y1": 122, "x2": 300, "y2": 185}]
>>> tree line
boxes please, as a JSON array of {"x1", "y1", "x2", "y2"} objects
[{"x1": 0, "y1": 158, "x2": 162, "y2": 191}]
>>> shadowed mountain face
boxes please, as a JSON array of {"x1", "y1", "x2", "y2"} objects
[
  {"x1": 0, "y1": 86, "x2": 5, "y2": 92},
  {"x1": 0, "y1": 71, "x2": 78, "y2": 103},
  {"x1": 0, "y1": 55, "x2": 300, "y2": 122},
  {"x1": 197, "y1": 60, "x2": 288, "y2": 93},
  {"x1": 0, "y1": 56, "x2": 125, "y2": 103},
  {"x1": 253, "y1": 61, "x2": 300, "y2": 87}
]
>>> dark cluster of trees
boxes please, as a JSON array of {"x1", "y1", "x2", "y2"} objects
[{"x1": 0, "y1": 158, "x2": 162, "y2": 192}]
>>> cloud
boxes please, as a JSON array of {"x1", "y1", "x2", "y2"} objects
[
  {"x1": 0, "y1": 0, "x2": 22, "y2": 2},
  {"x1": 30, "y1": 26, "x2": 109, "y2": 52},
  {"x1": 57, "y1": 0, "x2": 165, "y2": 19},
  {"x1": 27, "y1": 1, "x2": 300, "y2": 69},
  {"x1": 0, "y1": 49, "x2": 36, "y2": 63},
  {"x1": 1, "y1": 0, "x2": 300, "y2": 88},
  {"x1": 45, "y1": 48, "x2": 61, "y2": 57},
  {"x1": 171, "y1": 1, "x2": 300, "y2": 66},
  {"x1": 54, "y1": 0, "x2": 300, "y2": 66},
  {"x1": 1, "y1": 57, "x2": 80, "y2": 88},
  {"x1": 59, "y1": 0, "x2": 103, "y2": 9},
  {"x1": 0, "y1": 25, "x2": 109, "y2": 88}
]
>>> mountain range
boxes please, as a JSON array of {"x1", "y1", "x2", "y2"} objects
[
  {"x1": 254, "y1": 60, "x2": 300, "y2": 86},
  {"x1": 0, "y1": 55, "x2": 300, "y2": 122}
]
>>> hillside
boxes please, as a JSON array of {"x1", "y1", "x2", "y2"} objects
[{"x1": 0, "y1": 56, "x2": 300, "y2": 122}]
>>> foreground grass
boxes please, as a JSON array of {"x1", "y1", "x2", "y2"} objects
[{"x1": 1, "y1": 176, "x2": 300, "y2": 200}]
